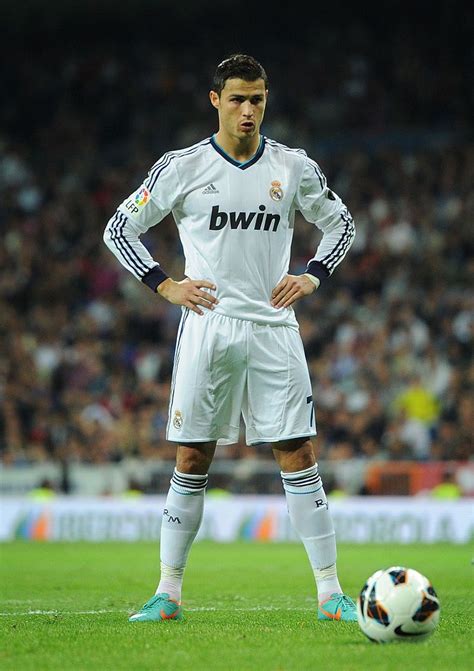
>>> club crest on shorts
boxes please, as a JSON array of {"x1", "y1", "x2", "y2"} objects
[
  {"x1": 173, "y1": 410, "x2": 183, "y2": 430},
  {"x1": 269, "y1": 180, "x2": 283, "y2": 201}
]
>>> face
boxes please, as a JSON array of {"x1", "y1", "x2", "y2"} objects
[{"x1": 210, "y1": 78, "x2": 267, "y2": 140}]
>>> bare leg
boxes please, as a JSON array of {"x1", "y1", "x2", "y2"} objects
[
  {"x1": 176, "y1": 441, "x2": 216, "y2": 474},
  {"x1": 272, "y1": 436, "x2": 315, "y2": 472}
]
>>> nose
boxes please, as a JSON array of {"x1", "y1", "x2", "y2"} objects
[{"x1": 242, "y1": 101, "x2": 254, "y2": 117}]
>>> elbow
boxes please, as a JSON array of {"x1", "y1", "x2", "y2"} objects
[
  {"x1": 349, "y1": 221, "x2": 356, "y2": 245},
  {"x1": 103, "y1": 215, "x2": 115, "y2": 248},
  {"x1": 350, "y1": 213, "x2": 356, "y2": 239},
  {"x1": 342, "y1": 207, "x2": 356, "y2": 242}
]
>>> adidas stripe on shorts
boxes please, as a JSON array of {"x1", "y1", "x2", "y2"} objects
[{"x1": 166, "y1": 309, "x2": 317, "y2": 446}]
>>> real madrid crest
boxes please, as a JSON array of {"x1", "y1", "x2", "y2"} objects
[
  {"x1": 173, "y1": 410, "x2": 183, "y2": 430},
  {"x1": 269, "y1": 180, "x2": 283, "y2": 201}
]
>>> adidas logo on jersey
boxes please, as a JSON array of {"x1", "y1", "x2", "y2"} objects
[
  {"x1": 209, "y1": 204, "x2": 281, "y2": 232},
  {"x1": 202, "y1": 183, "x2": 219, "y2": 194}
]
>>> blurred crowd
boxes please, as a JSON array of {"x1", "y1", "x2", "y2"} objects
[{"x1": 1, "y1": 18, "x2": 473, "y2": 473}]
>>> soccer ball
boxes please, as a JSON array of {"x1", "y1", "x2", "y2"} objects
[{"x1": 357, "y1": 566, "x2": 440, "y2": 643}]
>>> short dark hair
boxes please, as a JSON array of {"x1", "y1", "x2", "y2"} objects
[{"x1": 212, "y1": 54, "x2": 268, "y2": 95}]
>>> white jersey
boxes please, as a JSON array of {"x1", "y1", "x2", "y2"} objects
[{"x1": 104, "y1": 135, "x2": 355, "y2": 326}]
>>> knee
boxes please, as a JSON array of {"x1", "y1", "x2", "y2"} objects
[
  {"x1": 272, "y1": 437, "x2": 316, "y2": 472},
  {"x1": 176, "y1": 443, "x2": 215, "y2": 474}
]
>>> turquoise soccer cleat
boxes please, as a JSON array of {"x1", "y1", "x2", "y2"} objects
[
  {"x1": 318, "y1": 593, "x2": 358, "y2": 621},
  {"x1": 128, "y1": 593, "x2": 184, "y2": 622}
]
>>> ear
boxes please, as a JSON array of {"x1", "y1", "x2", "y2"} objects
[{"x1": 209, "y1": 90, "x2": 220, "y2": 109}]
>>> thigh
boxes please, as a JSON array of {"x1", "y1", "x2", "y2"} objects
[
  {"x1": 244, "y1": 324, "x2": 316, "y2": 445},
  {"x1": 167, "y1": 310, "x2": 247, "y2": 444}
]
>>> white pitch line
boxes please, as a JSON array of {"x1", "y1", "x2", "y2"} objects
[
  {"x1": 0, "y1": 606, "x2": 314, "y2": 616},
  {"x1": 0, "y1": 609, "x2": 123, "y2": 616}
]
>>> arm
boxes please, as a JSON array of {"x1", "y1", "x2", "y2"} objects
[
  {"x1": 272, "y1": 156, "x2": 355, "y2": 309},
  {"x1": 298, "y1": 156, "x2": 356, "y2": 282},
  {"x1": 103, "y1": 206, "x2": 169, "y2": 290},
  {"x1": 103, "y1": 160, "x2": 218, "y2": 315}
]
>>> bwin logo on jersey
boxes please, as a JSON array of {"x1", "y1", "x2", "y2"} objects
[{"x1": 209, "y1": 205, "x2": 281, "y2": 232}]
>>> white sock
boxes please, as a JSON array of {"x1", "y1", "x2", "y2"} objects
[
  {"x1": 156, "y1": 562, "x2": 185, "y2": 602},
  {"x1": 313, "y1": 564, "x2": 342, "y2": 603},
  {"x1": 156, "y1": 469, "x2": 207, "y2": 602},
  {"x1": 281, "y1": 464, "x2": 342, "y2": 603}
]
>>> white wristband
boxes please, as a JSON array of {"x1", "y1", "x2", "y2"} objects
[{"x1": 303, "y1": 273, "x2": 321, "y2": 289}]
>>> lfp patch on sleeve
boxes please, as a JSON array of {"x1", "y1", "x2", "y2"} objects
[{"x1": 124, "y1": 186, "x2": 150, "y2": 215}]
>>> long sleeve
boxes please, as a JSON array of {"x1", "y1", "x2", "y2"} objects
[
  {"x1": 103, "y1": 154, "x2": 181, "y2": 291},
  {"x1": 295, "y1": 156, "x2": 356, "y2": 282},
  {"x1": 103, "y1": 207, "x2": 169, "y2": 290}
]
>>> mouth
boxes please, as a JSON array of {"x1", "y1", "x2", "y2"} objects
[{"x1": 239, "y1": 121, "x2": 255, "y2": 132}]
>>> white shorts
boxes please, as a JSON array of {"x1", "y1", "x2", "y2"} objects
[{"x1": 166, "y1": 309, "x2": 316, "y2": 446}]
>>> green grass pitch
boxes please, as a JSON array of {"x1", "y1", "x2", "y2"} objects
[{"x1": 1, "y1": 541, "x2": 472, "y2": 670}]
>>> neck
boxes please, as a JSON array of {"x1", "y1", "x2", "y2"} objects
[{"x1": 214, "y1": 131, "x2": 261, "y2": 163}]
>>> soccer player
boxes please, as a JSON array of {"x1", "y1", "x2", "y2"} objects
[{"x1": 104, "y1": 54, "x2": 357, "y2": 623}]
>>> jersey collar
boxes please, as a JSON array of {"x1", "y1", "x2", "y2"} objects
[{"x1": 210, "y1": 134, "x2": 265, "y2": 169}]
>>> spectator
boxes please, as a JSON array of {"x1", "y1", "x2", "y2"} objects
[{"x1": 1, "y1": 15, "x2": 472, "y2": 486}]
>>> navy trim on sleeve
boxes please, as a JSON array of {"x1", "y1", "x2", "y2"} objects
[
  {"x1": 305, "y1": 260, "x2": 330, "y2": 282},
  {"x1": 141, "y1": 266, "x2": 169, "y2": 292}
]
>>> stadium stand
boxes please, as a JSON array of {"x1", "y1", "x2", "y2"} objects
[{"x1": 1, "y1": 2, "x2": 472, "y2": 494}]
